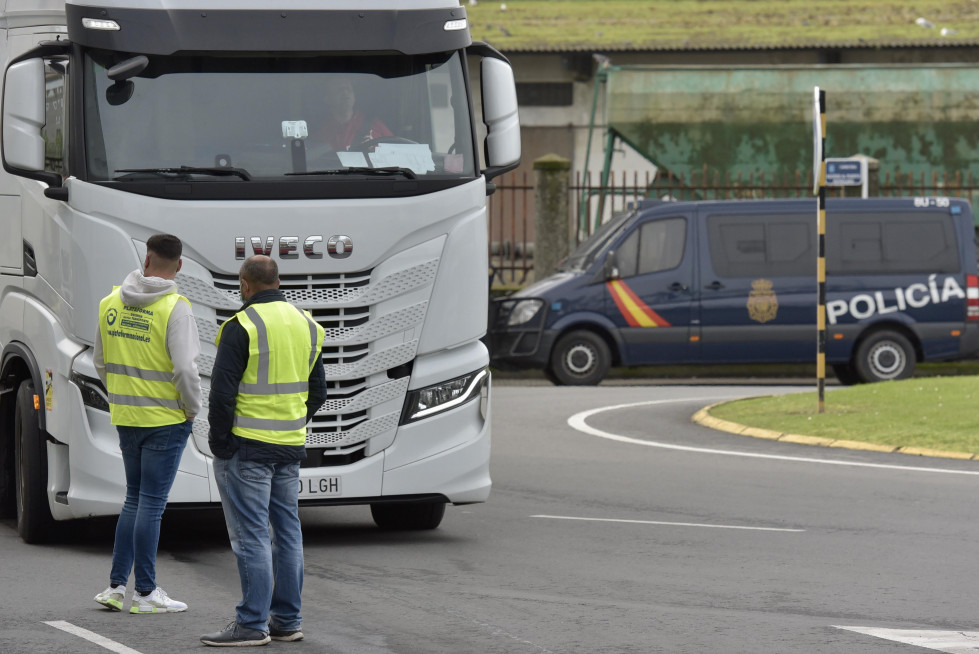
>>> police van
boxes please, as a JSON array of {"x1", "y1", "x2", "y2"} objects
[{"x1": 489, "y1": 197, "x2": 979, "y2": 385}]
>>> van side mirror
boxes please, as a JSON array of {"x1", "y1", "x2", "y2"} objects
[
  {"x1": 469, "y1": 43, "x2": 520, "y2": 181},
  {"x1": 2, "y1": 57, "x2": 61, "y2": 187},
  {"x1": 604, "y1": 250, "x2": 620, "y2": 280}
]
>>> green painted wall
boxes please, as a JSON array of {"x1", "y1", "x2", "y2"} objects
[{"x1": 607, "y1": 65, "x2": 979, "y2": 190}]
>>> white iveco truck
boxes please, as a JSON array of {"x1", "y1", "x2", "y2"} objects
[{"x1": 0, "y1": 0, "x2": 520, "y2": 542}]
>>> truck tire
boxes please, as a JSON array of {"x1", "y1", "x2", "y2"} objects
[
  {"x1": 548, "y1": 330, "x2": 611, "y2": 386},
  {"x1": 0, "y1": 390, "x2": 14, "y2": 518},
  {"x1": 853, "y1": 330, "x2": 915, "y2": 383},
  {"x1": 15, "y1": 380, "x2": 57, "y2": 543},
  {"x1": 371, "y1": 501, "x2": 445, "y2": 530}
]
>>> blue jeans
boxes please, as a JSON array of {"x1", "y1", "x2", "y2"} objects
[
  {"x1": 110, "y1": 421, "x2": 191, "y2": 593},
  {"x1": 213, "y1": 451, "x2": 303, "y2": 633}
]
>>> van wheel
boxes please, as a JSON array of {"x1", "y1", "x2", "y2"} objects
[
  {"x1": 371, "y1": 501, "x2": 445, "y2": 530},
  {"x1": 832, "y1": 364, "x2": 862, "y2": 386},
  {"x1": 853, "y1": 331, "x2": 915, "y2": 383},
  {"x1": 548, "y1": 330, "x2": 611, "y2": 386},
  {"x1": 15, "y1": 380, "x2": 57, "y2": 544}
]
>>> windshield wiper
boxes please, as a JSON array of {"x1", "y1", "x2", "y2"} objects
[
  {"x1": 114, "y1": 166, "x2": 252, "y2": 181},
  {"x1": 286, "y1": 166, "x2": 416, "y2": 180}
]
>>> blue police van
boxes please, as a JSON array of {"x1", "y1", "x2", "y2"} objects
[{"x1": 488, "y1": 197, "x2": 979, "y2": 385}]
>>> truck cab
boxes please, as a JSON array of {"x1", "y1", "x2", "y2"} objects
[{"x1": 0, "y1": 0, "x2": 520, "y2": 542}]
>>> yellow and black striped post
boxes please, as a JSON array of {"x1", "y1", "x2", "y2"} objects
[{"x1": 814, "y1": 88, "x2": 827, "y2": 413}]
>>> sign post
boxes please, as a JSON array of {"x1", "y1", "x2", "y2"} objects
[{"x1": 813, "y1": 87, "x2": 826, "y2": 414}]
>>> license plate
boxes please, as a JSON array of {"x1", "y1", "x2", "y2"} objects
[{"x1": 298, "y1": 475, "x2": 341, "y2": 498}]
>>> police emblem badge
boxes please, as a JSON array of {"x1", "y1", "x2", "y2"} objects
[{"x1": 747, "y1": 278, "x2": 778, "y2": 323}]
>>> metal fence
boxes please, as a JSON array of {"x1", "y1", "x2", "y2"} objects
[
  {"x1": 487, "y1": 172, "x2": 533, "y2": 287},
  {"x1": 487, "y1": 168, "x2": 979, "y2": 289}
]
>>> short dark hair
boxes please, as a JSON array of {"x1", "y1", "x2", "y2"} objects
[
  {"x1": 147, "y1": 234, "x2": 182, "y2": 261},
  {"x1": 240, "y1": 256, "x2": 279, "y2": 287}
]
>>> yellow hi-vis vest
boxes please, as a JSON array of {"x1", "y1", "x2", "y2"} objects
[
  {"x1": 216, "y1": 301, "x2": 325, "y2": 447},
  {"x1": 99, "y1": 288, "x2": 189, "y2": 427}
]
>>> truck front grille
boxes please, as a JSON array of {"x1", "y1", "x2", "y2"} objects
[{"x1": 181, "y1": 258, "x2": 438, "y2": 465}]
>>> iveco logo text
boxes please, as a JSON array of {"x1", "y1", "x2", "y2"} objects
[{"x1": 235, "y1": 235, "x2": 353, "y2": 260}]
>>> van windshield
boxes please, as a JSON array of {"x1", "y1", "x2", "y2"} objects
[
  {"x1": 559, "y1": 209, "x2": 636, "y2": 272},
  {"x1": 82, "y1": 50, "x2": 475, "y2": 182}
]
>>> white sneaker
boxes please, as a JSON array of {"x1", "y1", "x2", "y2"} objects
[
  {"x1": 94, "y1": 585, "x2": 126, "y2": 611},
  {"x1": 129, "y1": 587, "x2": 187, "y2": 614}
]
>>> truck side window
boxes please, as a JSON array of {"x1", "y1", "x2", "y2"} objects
[
  {"x1": 43, "y1": 60, "x2": 68, "y2": 177},
  {"x1": 617, "y1": 218, "x2": 686, "y2": 278}
]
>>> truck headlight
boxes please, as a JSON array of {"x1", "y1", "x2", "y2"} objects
[
  {"x1": 69, "y1": 372, "x2": 109, "y2": 412},
  {"x1": 401, "y1": 368, "x2": 489, "y2": 424},
  {"x1": 507, "y1": 299, "x2": 543, "y2": 326}
]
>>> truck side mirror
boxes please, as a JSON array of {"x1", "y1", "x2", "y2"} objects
[
  {"x1": 479, "y1": 55, "x2": 520, "y2": 180},
  {"x1": 2, "y1": 57, "x2": 61, "y2": 187},
  {"x1": 604, "y1": 250, "x2": 620, "y2": 280}
]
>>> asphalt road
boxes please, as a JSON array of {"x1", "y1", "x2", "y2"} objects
[{"x1": 4, "y1": 383, "x2": 979, "y2": 653}]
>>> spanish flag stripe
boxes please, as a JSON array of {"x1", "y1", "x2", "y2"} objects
[
  {"x1": 607, "y1": 280, "x2": 671, "y2": 328},
  {"x1": 609, "y1": 282, "x2": 644, "y2": 327},
  {"x1": 616, "y1": 281, "x2": 670, "y2": 326}
]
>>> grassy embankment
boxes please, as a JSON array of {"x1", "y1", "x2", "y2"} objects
[
  {"x1": 709, "y1": 374, "x2": 979, "y2": 456},
  {"x1": 466, "y1": 0, "x2": 979, "y2": 50}
]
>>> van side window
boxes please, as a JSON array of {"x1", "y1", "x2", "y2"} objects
[
  {"x1": 828, "y1": 212, "x2": 960, "y2": 274},
  {"x1": 617, "y1": 218, "x2": 686, "y2": 278},
  {"x1": 707, "y1": 214, "x2": 813, "y2": 278}
]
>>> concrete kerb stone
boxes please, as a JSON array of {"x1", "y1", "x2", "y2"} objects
[{"x1": 692, "y1": 399, "x2": 979, "y2": 461}]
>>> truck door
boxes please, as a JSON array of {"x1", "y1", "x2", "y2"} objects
[
  {"x1": 697, "y1": 208, "x2": 817, "y2": 363},
  {"x1": 605, "y1": 215, "x2": 695, "y2": 364}
]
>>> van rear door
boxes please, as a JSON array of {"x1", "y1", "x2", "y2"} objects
[{"x1": 604, "y1": 214, "x2": 695, "y2": 364}]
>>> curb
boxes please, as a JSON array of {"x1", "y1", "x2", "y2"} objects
[{"x1": 691, "y1": 401, "x2": 979, "y2": 461}]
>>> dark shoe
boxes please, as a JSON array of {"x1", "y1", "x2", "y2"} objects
[
  {"x1": 269, "y1": 625, "x2": 304, "y2": 642},
  {"x1": 200, "y1": 621, "x2": 270, "y2": 647}
]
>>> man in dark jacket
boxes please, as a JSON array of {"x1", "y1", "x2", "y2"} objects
[{"x1": 201, "y1": 255, "x2": 326, "y2": 647}]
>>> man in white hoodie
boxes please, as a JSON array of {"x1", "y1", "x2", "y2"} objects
[{"x1": 92, "y1": 233, "x2": 202, "y2": 614}]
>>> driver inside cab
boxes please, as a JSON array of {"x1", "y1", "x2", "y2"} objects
[{"x1": 314, "y1": 75, "x2": 392, "y2": 151}]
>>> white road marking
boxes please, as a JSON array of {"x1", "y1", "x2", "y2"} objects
[
  {"x1": 568, "y1": 398, "x2": 979, "y2": 476},
  {"x1": 44, "y1": 621, "x2": 145, "y2": 654},
  {"x1": 836, "y1": 626, "x2": 979, "y2": 653},
  {"x1": 446, "y1": 609, "x2": 556, "y2": 654},
  {"x1": 532, "y1": 514, "x2": 804, "y2": 532}
]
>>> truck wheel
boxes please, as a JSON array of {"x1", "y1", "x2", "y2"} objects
[
  {"x1": 371, "y1": 501, "x2": 445, "y2": 530},
  {"x1": 548, "y1": 330, "x2": 611, "y2": 386},
  {"x1": 832, "y1": 363, "x2": 862, "y2": 386},
  {"x1": 15, "y1": 380, "x2": 56, "y2": 543},
  {"x1": 853, "y1": 330, "x2": 915, "y2": 383},
  {"x1": 0, "y1": 389, "x2": 14, "y2": 518}
]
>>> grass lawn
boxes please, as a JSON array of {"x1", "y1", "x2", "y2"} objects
[
  {"x1": 709, "y1": 375, "x2": 979, "y2": 455},
  {"x1": 467, "y1": 0, "x2": 979, "y2": 51}
]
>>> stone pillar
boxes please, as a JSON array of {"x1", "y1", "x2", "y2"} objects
[{"x1": 533, "y1": 154, "x2": 572, "y2": 280}]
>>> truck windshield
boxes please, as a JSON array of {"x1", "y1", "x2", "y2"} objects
[{"x1": 82, "y1": 50, "x2": 475, "y2": 182}]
